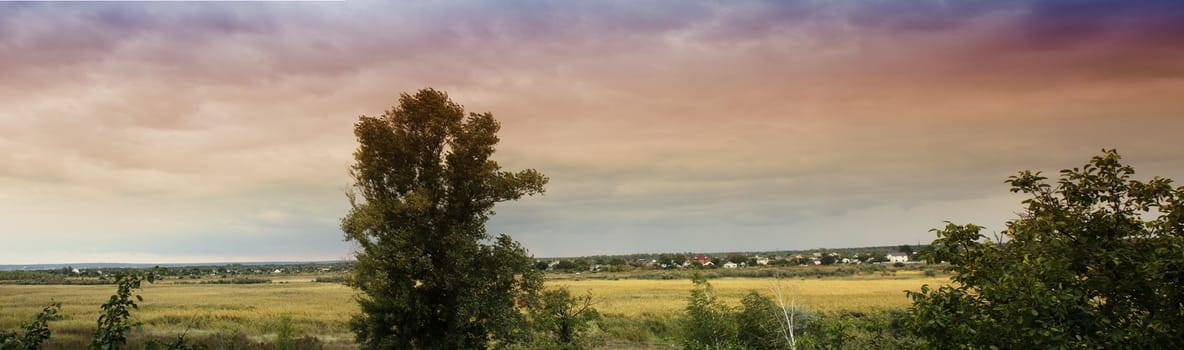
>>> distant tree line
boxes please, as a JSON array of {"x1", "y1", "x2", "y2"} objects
[
  {"x1": 533, "y1": 248, "x2": 927, "y2": 274},
  {"x1": 0, "y1": 263, "x2": 353, "y2": 286}
]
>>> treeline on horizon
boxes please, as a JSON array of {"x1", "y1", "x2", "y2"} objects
[
  {"x1": 0, "y1": 263, "x2": 352, "y2": 285},
  {"x1": 538, "y1": 244, "x2": 925, "y2": 262},
  {"x1": 0, "y1": 244, "x2": 928, "y2": 286},
  {"x1": 535, "y1": 244, "x2": 927, "y2": 270}
]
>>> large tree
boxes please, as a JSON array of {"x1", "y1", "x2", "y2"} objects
[
  {"x1": 908, "y1": 149, "x2": 1184, "y2": 348},
  {"x1": 341, "y1": 88, "x2": 548, "y2": 349}
]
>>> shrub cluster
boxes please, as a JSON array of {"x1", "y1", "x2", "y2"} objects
[{"x1": 680, "y1": 273, "x2": 919, "y2": 350}]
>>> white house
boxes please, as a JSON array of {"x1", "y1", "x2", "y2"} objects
[
  {"x1": 722, "y1": 261, "x2": 739, "y2": 269},
  {"x1": 886, "y1": 254, "x2": 909, "y2": 263}
]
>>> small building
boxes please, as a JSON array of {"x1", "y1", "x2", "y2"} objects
[
  {"x1": 722, "y1": 261, "x2": 739, "y2": 269},
  {"x1": 886, "y1": 254, "x2": 909, "y2": 263},
  {"x1": 687, "y1": 254, "x2": 711, "y2": 266}
]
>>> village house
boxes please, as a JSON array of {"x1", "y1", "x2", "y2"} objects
[
  {"x1": 685, "y1": 254, "x2": 711, "y2": 266},
  {"x1": 633, "y1": 259, "x2": 656, "y2": 268}
]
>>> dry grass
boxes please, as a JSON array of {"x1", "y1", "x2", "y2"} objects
[
  {"x1": 0, "y1": 272, "x2": 950, "y2": 348},
  {"x1": 0, "y1": 281, "x2": 358, "y2": 349},
  {"x1": 551, "y1": 273, "x2": 947, "y2": 318}
]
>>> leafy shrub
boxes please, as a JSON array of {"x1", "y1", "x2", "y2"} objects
[
  {"x1": 681, "y1": 273, "x2": 740, "y2": 350},
  {"x1": 0, "y1": 302, "x2": 61, "y2": 350},
  {"x1": 92, "y1": 271, "x2": 158, "y2": 350},
  {"x1": 736, "y1": 291, "x2": 785, "y2": 350},
  {"x1": 274, "y1": 315, "x2": 296, "y2": 350},
  {"x1": 908, "y1": 150, "x2": 1184, "y2": 348},
  {"x1": 311, "y1": 276, "x2": 346, "y2": 283},
  {"x1": 528, "y1": 288, "x2": 602, "y2": 349}
]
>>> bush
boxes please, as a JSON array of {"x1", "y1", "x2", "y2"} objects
[
  {"x1": 681, "y1": 273, "x2": 740, "y2": 350},
  {"x1": 92, "y1": 271, "x2": 158, "y2": 350},
  {"x1": 0, "y1": 302, "x2": 61, "y2": 350},
  {"x1": 528, "y1": 288, "x2": 602, "y2": 349},
  {"x1": 908, "y1": 150, "x2": 1184, "y2": 348},
  {"x1": 737, "y1": 291, "x2": 785, "y2": 350},
  {"x1": 311, "y1": 276, "x2": 346, "y2": 283}
]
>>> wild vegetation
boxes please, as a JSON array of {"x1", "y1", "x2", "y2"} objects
[
  {"x1": 909, "y1": 149, "x2": 1184, "y2": 348},
  {"x1": 1, "y1": 267, "x2": 940, "y2": 349},
  {"x1": 4, "y1": 86, "x2": 1181, "y2": 350}
]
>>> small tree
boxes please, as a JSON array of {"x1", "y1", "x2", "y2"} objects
[
  {"x1": 342, "y1": 88, "x2": 548, "y2": 349},
  {"x1": 770, "y1": 276, "x2": 799, "y2": 350},
  {"x1": 908, "y1": 149, "x2": 1184, "y2": 348},
  {"x1": 737, "y1": 291, "x2": 784, "y2": 350},
  {"x1": 682, "y1": 273, "x2": 740, "y2": 350},
  {"x1": 92, "y1": 271, "x2": 158, "y2": 350},
  {"x1": 530, "y1": 288, "x2": 601, "y2": 349}
]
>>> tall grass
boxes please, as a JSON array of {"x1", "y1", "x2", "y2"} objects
[
  {"x1": 0, "y1": 282, "x2": 357, "y2": 350},
  {"x1": 1, "y1": 273, "x2": 948, "y2": 349}
]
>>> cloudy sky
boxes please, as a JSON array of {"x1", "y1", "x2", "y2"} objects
[{"x1": 1, "y1": 1, "x2": 1182, "y2": 264}]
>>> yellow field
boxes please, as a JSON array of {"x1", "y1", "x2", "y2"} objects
[
  {"x1": 0, "y1": 281, "x2": 359, "y2": 348},
  {"x1": 553, "y1": 275, "x2": 946, "y2": 319},
  {"x1": 0, "y1": 273, "x2": 949, "y2": 348}
]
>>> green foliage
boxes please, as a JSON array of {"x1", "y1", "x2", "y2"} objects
[
  {"x1": 788, "y1": 311, "x2": 919, "y2": 350},
  {"x1": 681, "y1": 273, "x2": 741, "y2": 350},
  {"x1": 274, "y1": 315, "x2": 297, "y2": 350},
  {"x1": 551, "y1": 259, "x2": 588, "y2": 272},
  {"x1": 0, "y1": 271, "x2": 67, "y2": 285},
  {"x1": 529, "y1": 288, "x2": 602, "y2": 349},
  {"x1": 198, "y1": 278, "x2": 270, "y2": 285},
  {"x1": 677, "y1": 274, "x2": 918, "y2": 350},
  {"x1": 92, "y1": 271, "x2": 158, "y2": 350},
  {"x1": 907, "y1": 149, "x2": 1184, "y2": 348},
  {"x1": 0, "y1": 302, "x2": 61, "y2": 350},
  {"x1": 342, "y1": 88, "x2": 548, "y2": 349},
  {"x1": 142, "y1": 333, "x2": 206, "y2": 350},
  {"x1": 312, "y1": 276, "x2": 346, "y2": 283},
  {"x1": 802, "y1": 316, "x2": 850, "y2": 350},
  {"x1": 736, "y1": 291, "x2": 786, "y2": 350}
]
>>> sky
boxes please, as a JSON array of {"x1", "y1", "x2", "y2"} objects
[{"x1": 1, "y1": 1, "x2": 1183, "y2": 264}]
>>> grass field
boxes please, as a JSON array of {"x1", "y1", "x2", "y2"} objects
[
  {"x1": 1, "y1": 279, "x2": 359, "y2": 349},
  {"x1": 554, "y1": 273, "x2": 946, "y2": 318},
  {"x1": 0, "y1": 271, "x2": 949, "y2": 349}
]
